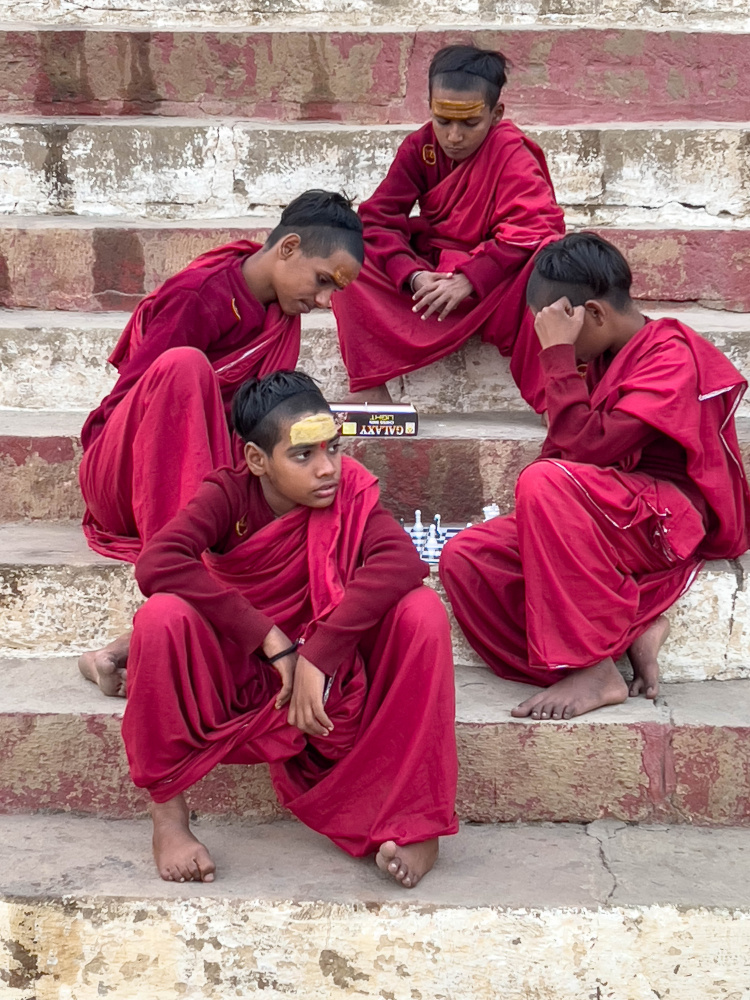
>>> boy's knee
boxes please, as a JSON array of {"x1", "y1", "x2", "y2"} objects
[
  {"x1": 392, "y1": 584, "x2": 447, "y2": 633},
  {"x1": 515, "y1": 460, "x2": 571, "y2": 508},
  {"x1": 147, "y1": 347, "x2": 216, "y2": 390},
  {"x1": 134, "y1": 592, "x2": 193, "y2": 631}
]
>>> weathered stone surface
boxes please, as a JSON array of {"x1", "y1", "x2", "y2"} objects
[
  {"x1": 0, "y1": 221, "x2": 747, "y2": 311},
  {"x1": 3, "y1": 0, "x2": 749, "y2": 29},
  {"x1": 0, "y1": 522, "x2": 744, "y2": 681},
  {"x1": 0, "y1": 121, "x2": 748, "y2": 228},
  {"x1": 3, "y1": 307, "x2": 750, "y2": 416},
  {"x1": 0, "y1": 28, "x2": 748, "y2": 124},
  {"x1": 1, "y1": 816, "x2": 750, "y2": 999},
  {"x1": 4, "y1": 658, "x2": 750, "y2": 825}
]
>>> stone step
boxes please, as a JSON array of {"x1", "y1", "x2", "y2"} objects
[
  {"x1": 3, "y1": 306, "x2": 750, "y2": 416},
  {"x1": 2, "y1": 656, "x2": 750, "y2": 827},
  {"x1": 0, "y1": 409, "x2": 550, "y2": 522},
  {"x1": 2, "y1": 404, "x2": 749, "y2": 530},
  {"x1": 0, "y1": 217, "x2": 746, "y2": 311},
  {"x1": 1, "y1": 118, "x2": 748, "y2": 229},
  {"x1": 2, "y1": 1, "x2": 748, "y2": 29},
  {"x1": 1, "y1": 27, "x2": 748, "y2": 124},
  {"x1": 0, "y1": 521, "x2": 746, "y2": 683},
  {"x1": 1, "y1": 815, "x2": 749, "y2": 1000}
]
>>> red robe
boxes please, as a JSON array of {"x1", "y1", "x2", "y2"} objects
[
  {"x1": 332, "y1": 120, "x2": 565, "y2": 407},
  {"x1": 79, "y1": 242, "x2": 301, "y2": 563},
  {"x1": 122, "y1": 456, "x2": 459, "y2": 857},
  {"x1": 440, "y1": 318, "x2": 750, "y2": 685}
]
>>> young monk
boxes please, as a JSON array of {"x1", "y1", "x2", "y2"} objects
[
  {"x1": 332, "y1": 44, "x2": 565, "y2": 408},
  {"x1": 118, "y1": 370, "x2": 458, "y2": 887},
  {"x1": 440, "y1": 233, "x2": 750, "y2": 719},
  {"x1": 78, "y1": 191, "x2": 363, "y2": 693}
]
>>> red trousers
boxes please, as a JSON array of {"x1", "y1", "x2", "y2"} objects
[
  {"x1": 440, "y1": 459, "x2": 705, "y2": 686},
  {"x1": 122, "y1": 585, "x2": 459, "y2": 856},
  {"x1": 80, "y1": 348, "x2": 233, "y2": 562}
]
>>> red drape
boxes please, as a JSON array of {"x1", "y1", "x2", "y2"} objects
[
  {"x1": 79, "y1": 242, "x2": 301, "y2": 562},
  {"x1": 122, "y1": 460, "x2": 459, "y2": 856},
  {"x1": 333, "y1": 121, "x2": 565, "y2": 409}
]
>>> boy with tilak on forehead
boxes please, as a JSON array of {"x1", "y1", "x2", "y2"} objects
[
  {"x1": 121, "y1": 371, "x2": 459, "y2": 886},
  {"x1": 333, "y1": 43, "x2": 564, "y2": 411},
  {"x1": 78, "y1": 190, "x2": 363, "y2": 695},
  {"x1": 441, "y1": 233, "x2": 750, "y2": 720}
]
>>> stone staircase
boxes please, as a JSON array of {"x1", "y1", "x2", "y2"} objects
[{"x1": 1, "y1": 4, "x2": 750, "y2": 998}]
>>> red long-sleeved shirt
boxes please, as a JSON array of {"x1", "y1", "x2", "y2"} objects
[
  {"x1": 135, "y1": 464, "x2": 428, "y2": 675},
  {"x1": 539, "y1": 343, "x2": 709, "y2": 520},
  {"x1": 82, "y1": 255, "x2": 265, "y2": 449}
]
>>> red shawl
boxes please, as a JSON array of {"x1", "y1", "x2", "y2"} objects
[
  {"x1": 203, "y1": 456, "x2": 380, "y2": 764},
  {"x1": 546, "y1": 318, "x2": 750, "y2": 560},
  {"x1": 108, "y1": 240, "x2": 301, "y2": 412}
]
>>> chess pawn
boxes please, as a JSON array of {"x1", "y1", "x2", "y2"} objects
[
  {"x1": 424, "y1": 524, "x2": 441, "y2": 562},
  {"x1": 410, "y1": 509, "x2": 426, "y2": 544},
  {"x1": 483, "y1": 503, "x2": 500, "y2": 522},
  {"x1": 434, "y1": 513, "x2": 447, "y2": 542}
]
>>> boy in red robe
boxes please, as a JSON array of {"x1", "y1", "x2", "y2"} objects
[
  {"x1": 78, "y1": 191, "x2": 363, "y2": 692},
  {"x1": 332, "y1": 44, "x2": 565, "y2": 409},
  {"x1": 118, "y1": 371, "x2": 458, "y2": 887},
  {"x1": 440, "y1": 233, "x2": 750, "y2": 719}
]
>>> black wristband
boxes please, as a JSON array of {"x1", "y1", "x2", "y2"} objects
[{"x1": 266, "y1": 642, "x2": 299, "y2": 664}]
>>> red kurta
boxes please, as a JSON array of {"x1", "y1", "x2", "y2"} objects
[
  {"x1": 440, "y1": 318, "x2": 750, "y2": 685},
  {"x1": 332, "y1": 120, "x2": 565, "y2": 408},
  {"x1": 123, "y1": 456, "x2": 459, "y2": 857},
  {"x1": 79, "y1": 242, "x2": 301, "y2": 563}
]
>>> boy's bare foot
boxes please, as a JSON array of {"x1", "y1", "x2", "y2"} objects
[
  {"x1": 627, "y1": 614, "x2": 670, "y2": 699},
  {"x1": 342, "y1": 384, "x2": 393, "y2": 405},
  {"x1": 511, "y1": 658, "x2": 628, "y2": 720},
  {"x1": 376, "y1": 838, "x2": 438, "y2": 889},
  {"x1": 151, "y1": 794, "x2": 215, "y2": 883},
  {"x1": 78, "y1": 630, "x2": 131, "y2": 697}
]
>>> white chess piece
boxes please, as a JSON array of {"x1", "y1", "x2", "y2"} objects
[
  {"x1": 482, "y1": 503, "x2": 500, "y2": 522},
  {"x1": 411, "y1": 509, "x2": 426, "y2": 543},
  {"x1": 424, "y1": 524, "x2": 441, "y2": 561}
]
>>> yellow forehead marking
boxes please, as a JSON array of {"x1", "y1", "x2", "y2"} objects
[
  {"x1": 289, "y1": 413, "x2": 338, "y2": 447},
  {"x1": 431, "y1": 98, "x2": 485, "y2": 120},
  {"x1": 332, "y1": 267, "x2": 354, "y2": 290}
]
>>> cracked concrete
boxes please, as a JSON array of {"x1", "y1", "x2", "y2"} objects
[
  {"x1": 2, "y1": 816, "x2": 750, "y2": 999},
  {"x1": 0, "y1": 120, "x2": 748, "y2": 226}
]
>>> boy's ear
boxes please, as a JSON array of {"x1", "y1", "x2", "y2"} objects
[
  {"x1": 492, "y1": 101, "x2": 504, "y2": 122},
  {"x1": 278, "y1": 233, "x2": 301, "y2": 260},
  {"x1": 584, "y1": 299, "x2": 607, "y2": 326},
  {"x1": 244, "y1": 441, "x2": 268, "y2": 477}
]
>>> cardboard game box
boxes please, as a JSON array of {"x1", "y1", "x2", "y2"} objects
[{"x1": 330, "y1": 403, "x2": 418, "y2": 438}]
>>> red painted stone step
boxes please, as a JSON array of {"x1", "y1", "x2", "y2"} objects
[
  {"x1": 0, "y1": 411, "x2": 546, "y2": 523},
  {"x1": 0, "y1": 220, "x2": 748, "y2": 312},
  {"x1": 0, "y1": 28, "x2": 748, "y2": 124},
  {"x1": 1, "y1": 657, "x2": 749, "y2": 826}
]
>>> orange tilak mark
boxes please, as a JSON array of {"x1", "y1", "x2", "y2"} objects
[{"x1": 430, "y1": 98, "x2": 485, "y2": 120}]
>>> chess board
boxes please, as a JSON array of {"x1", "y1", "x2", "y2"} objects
[{"x1": 402, "y1": 507, "x2": 501, "y2": 564}]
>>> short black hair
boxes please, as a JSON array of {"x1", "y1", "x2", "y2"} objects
[
  {"x1": 527, "y1": 233, "x2": 633, "y2": 312},
  {"x1": 232, "y1": 370, "x2": 332, "y2": 453},
  {"x1": 428, "y1": 45, "x2": 508, "y2": 108},
  {"x1": 264, "y1": 190, "x2": 364, "y2": 264}
]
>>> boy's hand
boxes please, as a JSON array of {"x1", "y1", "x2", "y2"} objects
[
  {"x1": 262, "y1": 625, "x2": 297, "y2": 709},
  {"x1": 413, "y1": 272, "x2": 473, "y2": 321},
  {"x1": 287, "y1": 655, "x2": 334, "y2": 737},
  {"x1": 534, "y1": 296, "x2": 585, "y2": 350}
]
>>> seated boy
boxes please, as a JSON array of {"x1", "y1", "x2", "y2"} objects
[
  {"x1": 332, "y1": 44, "x2": 565, "y2": 409},
  {"x1": 440, "y1": 233, "x2": 750, "y2": 719},
  {"x1": 119, "y1": 371, "x2": 458, "y2": 887},
  {"x1": 78, "y1": 191, "x2": 363, "y2": 691}
]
